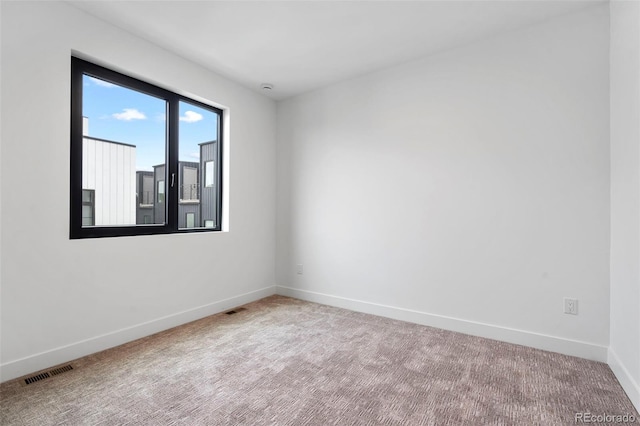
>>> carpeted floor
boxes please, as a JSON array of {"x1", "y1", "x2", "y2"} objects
[{"x1": 0, "y1": 295, "x2": 637, "y2": 425}]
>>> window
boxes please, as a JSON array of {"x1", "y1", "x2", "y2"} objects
[
  {"x1": 157, "y1": 181, "x2": 165, "y2": 204},
  {"x1": 70, "y1": 57, "x2": 223, "y2": 238},
  {"x1": 205, "y1": 161, "x2": 214, "y2": 187},
  {"x1": 81, "y1": 189, "x2": 95, "y2": 226},
  {"x1": 181, "y1": 166, "x2": 198, "y2": 201},
  {"x1": 140, "y1": 174, "x2": 154, "y2": 205},
  {"x1": 186, "y1": 212, "x2": 195, "y2": 228}
]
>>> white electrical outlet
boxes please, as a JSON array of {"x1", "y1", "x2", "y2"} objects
[
  {"x1": 564, "y1": 298, "x2": 578, "y2": 315},
  {"x1": 296, "y1": 264, "x2": 303, "y2": 275}
]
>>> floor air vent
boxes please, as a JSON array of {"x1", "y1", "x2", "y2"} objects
[
  {"x1": 24, "y1": 372, "x2": 50, "y2": 385},
  {"x1": 49, "y1": 365, "x2": 73, "y2": 376},
  {"x1": 225, "y1": 307, "x2": 247, "y2": 315},
  {"x1": 24, "y1": 365, "x2": 73, "y2": 385}
]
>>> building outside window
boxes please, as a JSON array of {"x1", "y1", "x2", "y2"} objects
[
  {"x1": 157, "y1": 181, "x2": 165, "y2": 204},
  {"x1": 205, "y1": 161, "x2": 214, "y2": 187},
  {"x1": 181, "y1": 165, "x2": 198, "y2": 201},
  {"x1": 186, "y1": 212, "x2": 195, "y2": 228},
  {"x1": 81, "y1": 189, "x2": 95, "y2": 226}
]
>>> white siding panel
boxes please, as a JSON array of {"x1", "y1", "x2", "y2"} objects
[
  {"x1": 86, "y1": 139, "x2": 95, "y2": 190},
  {"x1": 109, "y1": 143, "x2": 117, "y2": 224},
  {"x1": 94, "y1": 140, "x2": 104, "y2": 225},
  {"x1": 127, "y1": 148, "x2": 136, "y2": 223},
  {"x1": 116, "y1": 145, "x2": 124, "y2": 224},
  {"x1": 101, "y1": 140, "x2": 110, "y2": 225},
  {"x1": 82, "y1": 139, "x2": 88, "y2": 190},
  {"x1": 123, "y1": 146, "x2": 131, "y2": 223}
]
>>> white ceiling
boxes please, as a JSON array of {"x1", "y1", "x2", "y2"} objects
[{"x1": 67, "y1": 0, "x2": 602, "y2": 100}]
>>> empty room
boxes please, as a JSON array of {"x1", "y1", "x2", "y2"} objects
[{"x1": 1, "y1": 0, "x2": 639, "y2": 424}]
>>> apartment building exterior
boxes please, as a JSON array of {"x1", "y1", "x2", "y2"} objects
[
  {"x1": 143, "y1": 141, "x2": 217, "y2": 229},
  {"x1": 82, "y1": 117, "x2": 218, "y2": 229},
  {"x1": 81, "y1": 117, "x2": 137, "y2": 226}
]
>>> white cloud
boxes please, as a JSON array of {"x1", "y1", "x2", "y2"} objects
[
  {"x1": 112, "y1": 108, "x2": 146, "y2": 121},
  {"x1": 189, "y1": 152, "x2": 200, "y2": 160},
  {"x1": 89, "y1": 77, "x2": 117, "y2": 88},
  {"x1": 179, "y1": 110, "x2": 203, "y2": 123}
]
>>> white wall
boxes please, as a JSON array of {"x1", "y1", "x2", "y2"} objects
[
  {"x1": 277, "y1": 6, "x2": 611, "y2": 361},
  {"x1": 0, "y1": 1, "x2": 277, "y2": 381},
  {"x1": 609, "y1": 0, "x2": 640, "y2": 411}
]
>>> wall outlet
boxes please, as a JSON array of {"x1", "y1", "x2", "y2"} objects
[
  {"x1": 296, "y1": 264, "x2": 303, "y2": 275},
  {"x1": 564, "y1": 298, "x2": 578, "y2": 315}
]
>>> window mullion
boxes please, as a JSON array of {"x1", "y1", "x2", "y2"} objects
[{"x1": 167, "y1": 95, "x2": 180, "y2": 232}]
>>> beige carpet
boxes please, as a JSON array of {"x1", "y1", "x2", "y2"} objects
[{"x1": 1, "y1": 295, "x2": 637, "y2": 425}]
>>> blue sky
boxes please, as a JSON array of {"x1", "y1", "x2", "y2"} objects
[{"x1": 83, "y1": 75, "x2": 218, "y2": 171}]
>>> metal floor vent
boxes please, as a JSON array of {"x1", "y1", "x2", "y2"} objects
[
  {"x1": 24, "y1": 365, "x2": 73, "y2": 385},
  {"x1": 24, "y1": 372, "x2": 50, "y2": 385},
  {"x1": 225, "y1": 307, "x2": 247, "y2": 315},
  {"x1": 49, "y1": 364, "x2": 73, "y2": 376}
]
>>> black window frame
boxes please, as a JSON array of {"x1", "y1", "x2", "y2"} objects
[{"x1": 70, "y1": 57, "x2": 223, "y2": 239}]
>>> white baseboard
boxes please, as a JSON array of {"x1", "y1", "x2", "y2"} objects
[
  {"x1": 608, "y1": 348, "x2": 640, "y2": 413},
  {"x1": 0, "y1": 286, "x2": 277, "y2": 383},
  {"x1": 276, "y1": 286, "x2": 609, "y2": 363}
]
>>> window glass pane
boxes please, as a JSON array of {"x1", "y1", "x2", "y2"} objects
[
  {"x1": 136, "y1": 173, "x2": 155, "y2": 225},
  {"x1": 81, "y1": 189, "x2": 95, "y2": 226},
  {"x1": 186, "y1": 213, "x2": 195, "y2": 228},
  {"x1": 204, "y1": 220, "x2": 214, "y2": 228},
  {"x1": 182, "y1": 166, "x2": 198, "y2": 201},
  {"x1": 205, "y1": 161, "x2": 214, "y2": 187},
  {"x1": 82, "y1": 205, "x2": 93, "y2": 226},
  {"x1": 157, "y1": 180, "x2": 165, "y2": 203},
  {"x1": 82, "y1": 190, "x2": 93, "y2": 203},
  {"x1": 82, "y1": 74, "x2": 166, "y2": 227},
  {"x1": 141, "y1": 175, "x2": 154, "y2": 204},
  {"x1": 178, "y1": 101, "x2": 219, "y2": 229}
]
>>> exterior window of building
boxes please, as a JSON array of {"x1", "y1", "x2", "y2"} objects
[
  {"x1": 182, "y1": 166, "x2": 198, "y2": 201},
  {"x1": 204, "y1": 220, "x2": 214, "y2": 228},
  {"x1": 81, "y1": 189, "x2": 95, "y2": 226},
  {"x1": 141, "y1": 175, "x2": 154, "y2": 205},
  {"x1": 186, "y1": 213, "x2": 195, "y2": 228},
  {"x1": 70, "y1": 57, "x2": 222, "y2": 238},
  {"x1": 157, "y1": 181, "x2": 165, "y2": 204},
  {"x1": 205, "y1": 161, "x2": 214, "y2": 187}
]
